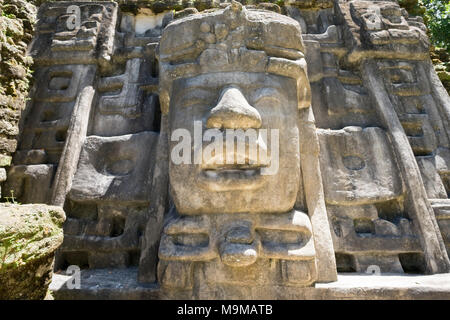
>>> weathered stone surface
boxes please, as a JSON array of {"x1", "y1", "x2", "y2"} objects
[
  {"x1": 50, "y1": 267, "x2": 450, "y2": 300},
  {"x1": 0, "y1": 204, "x2": 65, "y2": 299},
  {"x1": 318, "y1": 126, "x2": 402, "y2": 205},
  {"x1": 2, "y1": 0, "x2": 450, "y2": 299},
  {"x1": 149, "y1": 2, "x2": 341, "y2": 292},
  {"x1": 0, "y1": 0, "x2": 36, "y2": 197}
]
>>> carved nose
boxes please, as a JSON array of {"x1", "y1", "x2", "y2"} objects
[{"x1": 206, "y1": 86, "x2": 262, "y2": 130}]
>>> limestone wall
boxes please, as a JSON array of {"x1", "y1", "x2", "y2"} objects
[
  {"x1": 0, "y1": 0, "x2": 447, "y2": 199},
  {"x1": 0, "y1": 0, "x2": 36, "y2": 197},
  {"x1": 0, "y1": 0, "x2": 449, "y2": 295},
  {"x1": 0, "y1": 204, "x2": 65, "y2": 299}
]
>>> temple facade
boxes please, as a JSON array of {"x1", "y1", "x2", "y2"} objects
[{"x1": 2, "y1": 0, "x2": 450, "y2": 299}]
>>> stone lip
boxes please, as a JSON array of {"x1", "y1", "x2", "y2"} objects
[
  {"x1": 0, "y1": 204, "x2": 65, "y2": 299},
  {"x1": 51, "y1": 268, "x2": 450, "y2": 300}
]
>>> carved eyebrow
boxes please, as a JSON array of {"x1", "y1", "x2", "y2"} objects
[{"x1": 251, "y1": 87, "x2": 282, "y2": 104}]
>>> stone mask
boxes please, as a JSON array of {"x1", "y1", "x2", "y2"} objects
[{"x1": 158, "y1": 1, "x2": 311, "y2": 215}]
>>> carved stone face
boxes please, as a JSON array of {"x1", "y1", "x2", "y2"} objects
[{"x1": 168, "y1": 72, "x2": 300, "y2": 214}]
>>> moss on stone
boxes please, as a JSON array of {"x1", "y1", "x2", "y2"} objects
[
  {"x1": 0, "y1": 0, "x2": 36, "y2": 180},
  {"x1": 398, "y1": 0, "x2": 450, "y2": 94},
  {"x1": 0, "y1": 204, "x2": 65, "y2": 299}
]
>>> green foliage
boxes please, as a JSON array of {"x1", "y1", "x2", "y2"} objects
[
  {"x1": 4, "y1": 190, "x2": 20, "y2": 205},
  {"x1": 420, "y1": 0, "x2": 450, "y2": 50},
  {"x1": 1, "y1": 11, "x2": 16, "y2": 19}
]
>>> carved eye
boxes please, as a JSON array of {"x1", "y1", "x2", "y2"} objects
[
  {"x1": 342, "y1": 155, "x2": 365, "y2": 170},
  {"x1": 252, "y1": 88, "x2": 282, "y2": 106},
  {"x1": 178, "y1": 89, "x2": 214, "y2": 108},
  {"x1": 254, "y1": 95, "x2": 280, "y2": 106},
  {"x1": 105, "y1": 159, "x2": 135, "y2": 176},
  {"x1": 48, "y1": 71, "x2": 72, "y2": 90},
  {"x1": 182, "y1": 97, "x2": 210, "y2": 108},
  {"x1": 96, "y1": 144, "x2": 137, "y2": 176},
  {"x1": 49, "y1": 76, "x2": 71, "y2": 90}
]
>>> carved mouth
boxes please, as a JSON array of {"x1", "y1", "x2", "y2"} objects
[
  {"x1": 199, "y1": 165, "x2": 267, "y2": 191},
  {"x1": 197, "y1": 140, "x2": 272, "y2": 191},
  {"x1": 203, "y1": 167, "x2": 261, "y2": 178}
]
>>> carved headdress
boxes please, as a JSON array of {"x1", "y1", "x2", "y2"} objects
[{"x1": 157, "y1": 1, "x2": 311, "y2": 114}]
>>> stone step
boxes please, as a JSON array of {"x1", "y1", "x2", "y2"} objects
[{"x1": 50, "y1": 268, "x2": 450, "y2": 300}]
